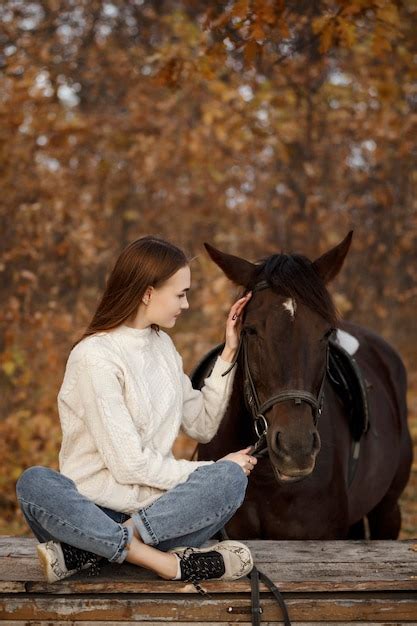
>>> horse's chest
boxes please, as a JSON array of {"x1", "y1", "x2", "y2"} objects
[{"x1": 235, "y1": 472, "x2": 349, "y2": 540}]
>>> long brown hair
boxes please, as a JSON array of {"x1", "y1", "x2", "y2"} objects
[{"x1": 71, "y1": 235, "x2": 189, "y2": 349}]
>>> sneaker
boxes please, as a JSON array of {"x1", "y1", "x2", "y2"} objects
[
  {"x1": 168, "y1": 540, "x2": 253, "y2": 595},
  {"x1": 36, "y1": 540, "x2": 103, "y2": 583}
]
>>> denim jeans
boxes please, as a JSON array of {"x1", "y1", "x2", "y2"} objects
[{"x1": 15, "y1": 460, "x2": 248, "y2": 564}]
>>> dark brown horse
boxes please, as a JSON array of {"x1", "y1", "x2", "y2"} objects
[{"x1": 195, "y1": 232, "x2": 413, "y2": 539}]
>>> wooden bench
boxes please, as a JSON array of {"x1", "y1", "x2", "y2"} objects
[{"x1": 1, "y1": 536, "x2": 417, "y2": 624}]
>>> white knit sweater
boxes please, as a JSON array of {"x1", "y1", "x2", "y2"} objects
[{"x1": 57, "y1": 324, "x2": 237, "y2": 514}]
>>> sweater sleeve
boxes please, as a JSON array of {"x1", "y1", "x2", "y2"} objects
[
  {"x1": 175, "y1": 350, "x2": 237, "y2": 444},
  {"x1": 72, "y1": 352, "x2": 214, "y2": 490}
]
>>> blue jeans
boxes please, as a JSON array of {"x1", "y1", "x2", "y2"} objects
[{"x1": 15, "y1": 460, "x2": 248, "y2": 564}]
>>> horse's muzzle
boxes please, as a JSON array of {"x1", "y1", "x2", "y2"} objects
[{"x1": 273, "y1": 463, "x2": 315, "y2": 484}]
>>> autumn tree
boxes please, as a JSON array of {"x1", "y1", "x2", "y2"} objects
[{"x1": 0, "y1": 0, "x2": 415, "y2": 535}]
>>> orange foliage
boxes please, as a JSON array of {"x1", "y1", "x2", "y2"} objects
[{"x1": 0, "y1": 0, "x2": 416, "y2": 537}]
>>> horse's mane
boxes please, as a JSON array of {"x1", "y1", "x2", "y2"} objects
[{"x1": 247, "y1": 253, "x2": 339, "y2": 326}]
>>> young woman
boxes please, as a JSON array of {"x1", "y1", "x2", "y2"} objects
[{"x1": 15, "y1": 235, "x2": 257, "y2": 591}]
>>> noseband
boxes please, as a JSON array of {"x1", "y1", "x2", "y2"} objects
[{"x1": 221, "y1": 280, "x2": 331, "y2": 458}]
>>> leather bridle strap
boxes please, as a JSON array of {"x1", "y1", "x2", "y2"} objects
[
  {"x1": 242, "y1": 329, "x2": 328, "y2": 424},
  {"x1": 232, "y1": 324, "x2": 329, "y2": 429},
  {"x1": 220, "y1": 282, "x2": 330, "y2": 460}
]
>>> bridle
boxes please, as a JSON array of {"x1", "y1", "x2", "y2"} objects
[
  {"x1": 221, "y1": 279, "x2": 331, "y2": 458},
  {"x1": 214, "y1": 279, "x2": 333, "y2": 625}
]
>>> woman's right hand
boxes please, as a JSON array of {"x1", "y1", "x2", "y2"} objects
[{"x1": 217, "y1": 446, "x2": 257, "y2": 476}]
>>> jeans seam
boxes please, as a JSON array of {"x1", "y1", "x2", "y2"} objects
[
  {"x1": 136, "y1": 509, "x2": 159, "y2": 544},
  {"x1": 111, "y1": 525, "x2": 133, "y2": 564},
  {"x1": 17, "y1": 497, "x2": 122, "y2": 550}
]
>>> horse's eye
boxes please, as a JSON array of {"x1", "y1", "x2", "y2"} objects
[{"x1": 244, "y1": 326, "x2": 257, "y2": 336}]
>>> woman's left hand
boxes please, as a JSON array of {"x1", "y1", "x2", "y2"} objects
[{"x1": 223, "y1": 291, "x2": 253, "y2": 357}]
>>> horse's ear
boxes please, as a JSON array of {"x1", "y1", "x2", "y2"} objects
[
  {"x1": 312, "y1": 231, "x2": 353, "y2": 284},
  {"x1": 203, "y1": 243, "x2": 257, "y2": 289}
]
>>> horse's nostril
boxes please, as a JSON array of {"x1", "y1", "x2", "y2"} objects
[
  {"x1": 312, "y1": 431, "x2": 320, "y2": 451},
  {"x1": 275, "y1": 431, "x2": 283, "y2": 449}
]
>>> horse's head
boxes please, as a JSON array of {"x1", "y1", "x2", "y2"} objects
[{"x1": 204, "y1": 232, "x2": 353, "y2": 484}]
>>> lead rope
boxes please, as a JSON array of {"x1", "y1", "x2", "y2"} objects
[
  {"x1": 219, "y1": 525, "x2": 291, "y2": 626},
  {"x1": 190, "y1": 442, "x2": 291, "y2": 625},
  {"x1": 189, "y1": 323, "x2": 293, "y2": 623}
]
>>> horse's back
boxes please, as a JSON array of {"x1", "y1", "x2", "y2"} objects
[
  {"x1": 338, "y1": 320, "x2": 412, "y2": 526},
  {"x1": 190, "y1": 343, "x2": 224, "y2": 390}
]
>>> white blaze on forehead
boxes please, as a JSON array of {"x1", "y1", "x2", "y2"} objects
[{"x1": 283, "y1": 298, "x2": 297, "y2": 318}]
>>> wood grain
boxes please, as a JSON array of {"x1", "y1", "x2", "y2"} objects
[{"x1": 1, "y1": 537, "x2": 417, "y2": 623}]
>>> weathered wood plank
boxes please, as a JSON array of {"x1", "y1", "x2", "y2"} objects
[
  {"x1": 1, "y1": 538, "x2": 416, "y2": 594},
  {"x1": 1, "y1": 562, "x2": 416, "y2": 593},
  {"x1": 2, "y1": 537, "x2": 417, "y2": 562},
  {"x1": 3, "y1": 570, "x2": 416, "y2": 595},
  {"x1": 3, "y1": 623, "x2": 417, "y2": 626},
  {"x1": 1, "y1": 594, "x2": 417, "y2": 622}
]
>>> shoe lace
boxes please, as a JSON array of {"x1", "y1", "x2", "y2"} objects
[
  {"x1": 61, "y1": 542, "x2": 103, "y2": 577},
  {"x1": 175, "y1": 547, "x2": 225, "y2": 598},
  {"x1": 85, "y1": 559, "x2": 102, "y2": 577}
]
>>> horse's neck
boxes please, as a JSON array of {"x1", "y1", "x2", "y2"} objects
[{"x1": 221, "y1": 370, "x2": 255, "y2": 452}]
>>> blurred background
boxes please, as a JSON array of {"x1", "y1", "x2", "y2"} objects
[{"x1": 0, "y1": 0, "x2": 416, "y2": 538}]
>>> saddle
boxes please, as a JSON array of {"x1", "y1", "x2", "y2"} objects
[
  {"x1": 327, "y1": 335, "x2": 370, "y2": 441},
  {"x1": 190, "y1": 331, "x2": 370, "y2": 445},
  {"x1": 190, "y1": 343, "x2": 224, "y2": 388}
]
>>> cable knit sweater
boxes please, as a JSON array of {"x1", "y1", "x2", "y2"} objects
[{"x1": 57, "y1": 324, "x2": 237, "y2": 515}]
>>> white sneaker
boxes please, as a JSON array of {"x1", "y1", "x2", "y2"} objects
[
  {"x1": 36, "y1": 541, "x2": 102, "y2": 583},
  {"x1": 168, "y1": 540, "x2": 254, "y2": 583}
]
